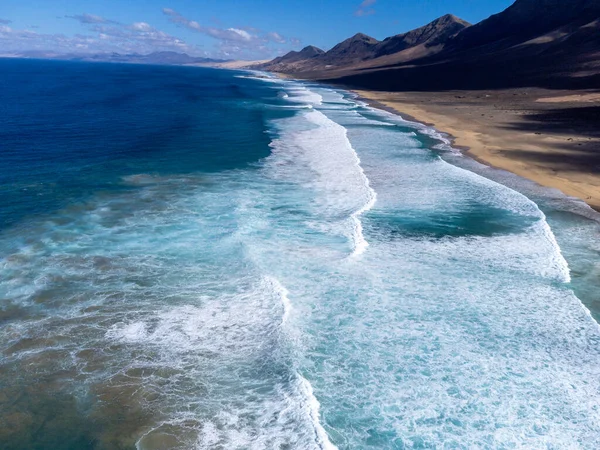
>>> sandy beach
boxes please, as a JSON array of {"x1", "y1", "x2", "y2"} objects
[{"x1": 353, "y1": 89, "x2": 600, "y2": 211}]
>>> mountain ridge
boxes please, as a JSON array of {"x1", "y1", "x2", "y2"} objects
[
  {"x1": 374, "y1": 14, "x2": 470, "y2": 58},
  {"x1": 259, "y1": 14, "x2": 470, "y2": 73},
  {"x1": 260, "y1": 0, "x2": 600, "y2": 91}
]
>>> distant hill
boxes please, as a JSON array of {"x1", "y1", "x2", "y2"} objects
[
  {"x1": 260, "y1": 0, "x2": 600, "y2": 91},
  {"x1": 2, "y1": 51, "x2": 225, "y2": 66}
]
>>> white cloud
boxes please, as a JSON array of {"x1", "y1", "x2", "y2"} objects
[
  {"x1": 0, "y1": 15, "x2": 200, "y2": 56},
  {"x1": 355, "y1": 0, "x2": 376, "y2": 17},
  {"x1": 131, "y1": 22, "x2": 153, "y2": 31},
  {"x1": 1, "y1": 8, "x2": 295, "y2": 60},
  {"x1": 162, "y1": 8, "x2": 292, "y2": 59},
  {"x1": 228, "y1": 28, "x2": 251, "y2": 41},
  {"x1": 266, "y1": 32, "x2": 286, "y2": 44}
]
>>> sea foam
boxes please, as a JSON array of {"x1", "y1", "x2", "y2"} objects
[{"x1": 266, "y1": 106, "x2": 377, "y2": 257}]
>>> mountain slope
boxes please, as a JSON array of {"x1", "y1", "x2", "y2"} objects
[
  {"x1": 374, "y1": 14, "x2": 470, "y2": 57},
  {"x1": 261, "y1": 15, "x2": 469, "y2": 73},
  {"x1": 449, "y1": 0, "x2": 600, "y2": 53},
  {"x1": 318, "y1": 33, "x2": 380, "y2": 66},
  {"x1": 269, "y1": 46, "x2": 324, "y2": 65},
  {"x1": 257, "y1": 45, "x2": 324, "y2": 72},
  {"x1": 260, "y1": 0, "x2": 600, "y2": 90},
  {"x1": 331, "y1": 14, "x2": 600, "y2": 90},
  {"x1": 295, "y1": 0, "x2": 600, "y2": 91}
]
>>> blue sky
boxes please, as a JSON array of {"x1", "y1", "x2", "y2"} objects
[{"x1": 0, "y1": 0, "x2": 514, "y2": 59}]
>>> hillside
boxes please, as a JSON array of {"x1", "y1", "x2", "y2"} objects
[
  {"x1": 374, "y1": 14, "x2": 470, "y2": 58},
  {"x1": 261, "y1": 0, "x2": 600, "y2": 91},
  {"x1": 259, "y1": 15, "x2": 469, "y2": 73},
  {"x1": 449, "y1": 0, "x2": 600, "y2": 52}
]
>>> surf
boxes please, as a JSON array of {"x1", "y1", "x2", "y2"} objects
[{"x1": 1, "y1": 64, "x2": 600, "y2": 449}]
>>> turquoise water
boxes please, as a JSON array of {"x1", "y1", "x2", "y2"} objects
[{"x1": 1, "y1": 60, "x2": 600, "y2": 449}]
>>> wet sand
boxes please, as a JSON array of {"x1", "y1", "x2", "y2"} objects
[{"x1": 353, "y1": 88, "x2": 600, "y2": 211}]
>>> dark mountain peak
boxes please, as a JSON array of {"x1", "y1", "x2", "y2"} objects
[
  {"x1": 345, "y1": 33, "x2": 379, "y2": 44},
  {"x1": 375, "y1": 14, "x2": 470, "y2": 57},
  {"x1": 299, "y1": 45, "x2": 325, "y2": 56},
  {"x1": 263, "y1": 45, "x2": 325, "y2": 68},
  {"x1": 317, "y1": 32, "x2": 380, "y2": 65},
  {"x1": 433, "y1": 14, "x2": 470, "y2": 25},
  {"x1": 327, "y1": 33, "x2": 378, "y2": 54}
]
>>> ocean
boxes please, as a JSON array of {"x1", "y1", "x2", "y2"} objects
[{"x1": 1, "y1": 58, "x2": 600, "y2": 449}]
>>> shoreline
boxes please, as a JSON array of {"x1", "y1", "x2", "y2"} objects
[{"x1": 350, "y1": 89, "x2": 600, "y2": 212}]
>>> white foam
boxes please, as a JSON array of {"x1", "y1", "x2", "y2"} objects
[
  {"x1": 266, "y1": 108, "x2": 377, "y2": 257},
  {"x1": 348, "y1": 152, "x2": 377, "y2": 257},
  {"x1": 334, "y1": 104, "x2": 572, "y2": 282},
  {"x1": 436, "y1": 157, "x2": 572, "y2": 282},
  {"x1": 266, "y1": 275, "x2": 337, "y2": 449},
  {"x1": 270, "y1": 104, "x2": 314, "y2": 110},
  {"x1": 361, "y1": 103, "x2": 462, "y2": 154},
  {"x1": 235, "y1": 70, "x2": 283, "y2": 83},
  {"x1": 106, "y1": 321, "x2": 147, "y2": 342},
  {"x1": 535, "y1": 209, "x2": 572, "y2": 283},
  {"x1": 298, "y1": 375, "x2": 339, "y2": 450},
  {"x1": 284, "y1": 86, "x2": 323, "y2": 106},
  {"x1": 302, "y1": 109, "x2": 378, "y2": 256},
  {"x1": 265, "y1": 275, "x2": 292, "y2": 326}
]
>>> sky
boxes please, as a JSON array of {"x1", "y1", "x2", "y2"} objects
[{"x1": 0, "y1": 0, "x2": 515, "y2": 60}]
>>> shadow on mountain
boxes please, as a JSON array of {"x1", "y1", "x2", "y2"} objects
[
  {"x1": 261, "y1": 0, "x2": 600, "y2": 93},
  {"x1": 326, "y1": 33, "x2": 600, "y2": 92}
]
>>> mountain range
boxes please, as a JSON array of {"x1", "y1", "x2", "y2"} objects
[{"x1": 259, "y1": 0, "x2": 600, "y2": 90}]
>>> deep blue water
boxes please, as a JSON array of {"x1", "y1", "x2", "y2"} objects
[
  {"x1": 1, "y1": 59, "x2": 600, "y2": 450},
  {"x1": 0, "y1": 59, "x2": 282, "y2": 230}
]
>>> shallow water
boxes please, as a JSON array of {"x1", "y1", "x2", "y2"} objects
[{"x1": 1, "y1": 61, "x2": 599, "y2": 449}]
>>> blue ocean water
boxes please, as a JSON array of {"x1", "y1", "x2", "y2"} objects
[{"x1": 1, "y1": 59, "x2": 600, "y2": 449}]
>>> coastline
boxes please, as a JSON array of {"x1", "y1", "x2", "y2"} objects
[{"x1": 351, "y1": 89, "x2": 600, "y2": 212}]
